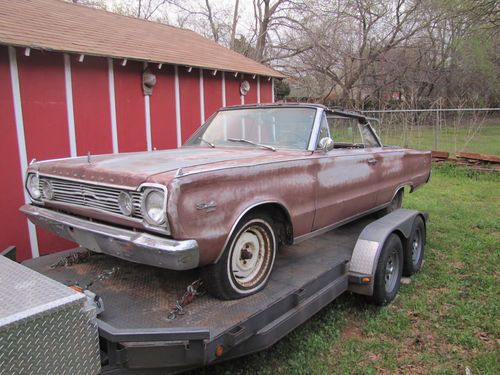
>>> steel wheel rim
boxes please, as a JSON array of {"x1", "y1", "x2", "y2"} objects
[
  {"x1": 230, "y1": 223, "x2": 272, "y2": 289},
  {"x1": 411, "y1": 228, "x2": 423, "y2": 265},
  {"x1": 384, "y1": 248, "x2": 400, "y2": 293}
]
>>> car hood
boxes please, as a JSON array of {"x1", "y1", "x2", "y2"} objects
[{"x1": 35, "y1": 147, "x2": 307, "y2": 187}]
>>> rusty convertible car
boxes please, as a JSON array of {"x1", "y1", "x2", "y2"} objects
[{"x1": 21, "y1": 104, "x2": 431, "y2": 299}]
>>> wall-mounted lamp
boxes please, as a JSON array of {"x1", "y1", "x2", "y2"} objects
[
  {"x1": 142, "y1": 68, "x2": 157, "y2": 96},
  {"x1": 240, "y1": 80, "x2": 250, "y2": 96}
]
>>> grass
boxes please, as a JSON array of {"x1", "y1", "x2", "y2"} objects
[
  {"x1": 379, "y1": 121, "x2": 500, "y2": 156},
  {"x1": 192, "y1": 164, "x2": 499, "y2": 375}
]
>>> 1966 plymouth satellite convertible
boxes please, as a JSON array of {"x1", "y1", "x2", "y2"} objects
[{"x1": 21, "y1": 104, "x2": 431, "y2": 299}]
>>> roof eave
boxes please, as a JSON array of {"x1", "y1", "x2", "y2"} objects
[{"x1": 1, "y1": 41, "x2": 286, "y2": 79}]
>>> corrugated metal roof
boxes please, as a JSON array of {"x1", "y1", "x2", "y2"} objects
[{"x1": 0, "y1": 0, "x2": 284, "y2": 78}]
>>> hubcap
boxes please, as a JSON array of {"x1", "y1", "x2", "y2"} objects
[
  {"x1": 384, "y1": 248, "x2": 400, "y2": 293},
  {"x1": 230, "y1": 223, "x2": 272, "y2": 289}
]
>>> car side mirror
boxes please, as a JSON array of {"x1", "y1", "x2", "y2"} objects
[{"x1": 318, "y1": 137, "x2": 334, "y2": 152}]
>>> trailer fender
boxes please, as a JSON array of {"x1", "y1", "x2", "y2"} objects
[{"x1": 348, "y1": 209, "x2": 427, "y2": 296}]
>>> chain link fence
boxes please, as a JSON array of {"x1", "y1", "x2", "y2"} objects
[{"x1": 362, "y1": 108, "x2": 500, "y2": 156}]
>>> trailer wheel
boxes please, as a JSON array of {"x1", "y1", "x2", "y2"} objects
[
  {"x1": 368, "y1": 233, "x2": 403, "y2": 305},
  {"x1": 403, "y1": 216, "x2": 425, "y2": 276},
  {"x1": 201, "y1": 213, "x2": 276, "y2": 300}
]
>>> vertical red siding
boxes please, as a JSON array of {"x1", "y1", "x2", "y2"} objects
[
  {"x1": 178, "y1": 68, "x2": 200, "y2": 142},
  {"x1": 245, "y1": 76, "x2": 258, "y2": 104},
  {"x1": 150, "y1": 65, "x2": 177, "y2": 150},
  {"x1": 203, "y1": 70, "x2": 222, "y2": 119},
  {"x1": 260, "y1": 79, "x2": 273, "y2": 103},
  {"x1": 225, "y1": 74, "x2": 241, "y2": 106},
  {"x1": 71, "y1": 55, "x2": 113, "y2": 155},
  {"x1": 16, "y1": 49, "x2": 75, "y2": 255},
  {"x1": 0, "y1": 47, "x2": 31, "y2": 261},
  {"x1": 114, "y1": 60, "x2": 147, "y2": 152}
]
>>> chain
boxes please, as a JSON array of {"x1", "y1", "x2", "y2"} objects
[
  {"x1": 50, "y1": 250, "x2": 92, "y2": 269},
  {"x1": 68, "y1": 266, "x2": 119, "y2": 291},
  {"x1": 167, "y1": 279, "x2": 205, "y2": 321},
  {"x1": 85, "y1": 266, "x2": 119, "y2": 288}
]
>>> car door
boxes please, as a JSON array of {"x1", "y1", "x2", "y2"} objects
[{"x1": 312, "y1": 116, "x2": 382, "y2": 231}]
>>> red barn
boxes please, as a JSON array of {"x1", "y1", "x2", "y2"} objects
[{"x1": 0, "y1": 0, "x2": 284, "y2": 261}]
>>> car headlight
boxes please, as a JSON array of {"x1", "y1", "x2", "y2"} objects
[
  {"x1": 41, "y1": 180, "x2": 54, "y2": 200},
  {"x1": 118, "y1": 191, "x2": 133, "y2": 216},
  {"x1": 142, "y1": 188, "x2": 166, "y2": 225},
  {"x1": 26, "y1": 173, "x2": 41, "y2": 200}
]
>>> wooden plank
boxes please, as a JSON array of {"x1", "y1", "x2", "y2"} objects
[
  {"x1": 456, "y1": 152, "x2": 500, "y2": 164},
  {"x1": 431, "y1": 151, "x2": 449, "y2": 159}
]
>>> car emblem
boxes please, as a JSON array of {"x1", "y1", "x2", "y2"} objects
[{"x1": 195, "y1": 201, "x2": 217, "y2": 212}]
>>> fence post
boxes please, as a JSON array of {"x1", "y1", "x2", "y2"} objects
[{"x1": 434, "y1": 108, "x2": 439, "y2": 150}]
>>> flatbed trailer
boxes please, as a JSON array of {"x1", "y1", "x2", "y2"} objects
[{"x1": 23, "y1": 208, "x2": 427, "y2": 374}]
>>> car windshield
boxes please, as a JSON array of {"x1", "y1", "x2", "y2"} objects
[{"x1": 185, "y1": 107, "x2": 317, "y2": 150}]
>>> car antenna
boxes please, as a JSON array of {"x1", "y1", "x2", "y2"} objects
[{"x1": 87, "y1": 151, "x2": 91, "y2": 164}]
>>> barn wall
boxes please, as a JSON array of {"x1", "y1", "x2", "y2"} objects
[
  {"x1": 16, "y1": 49, "x2": 76, "y2": 256},
  {"x1": 1, "y1": 45, "x2": 274, "y2": 260},
  {"x1": 225, "y1": 73, "x2": 242, "y2": 106},
  {"x1": 203, "y1": 70, "x2": 223, "y2": 120},
  {"x1": 114, "y1": 60, "x2": 148, "y2": 152},
  {"x1": 178, "y1": 67, "x2": 201, "y2": 143},
  {"x1": 71, "y1": 55, "x2": 114, "y2": 155},
  {"x1": 150, "y1": 64, "x2": 177, "y2": 150},
  {"x1": 243, "y1": 75, "x2": 258, "y2": 104},
  {"x1": 0, "y1": 46, "x2": 31, "y2": 260}
]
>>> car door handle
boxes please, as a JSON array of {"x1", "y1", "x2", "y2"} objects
[{"x1": 367, "y1": 158, "x2": 378, "y2": 165}]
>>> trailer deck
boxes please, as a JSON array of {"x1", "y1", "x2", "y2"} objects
[{"x1": 22, "y1": 210, "x2": 426, "y2": 374}]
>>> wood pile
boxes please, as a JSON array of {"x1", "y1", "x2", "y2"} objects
[{"x1": 431, "y1": 151, "x2": 500, "y2": 172}]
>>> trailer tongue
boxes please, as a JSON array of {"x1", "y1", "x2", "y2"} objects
[{"x1": 20, "y1": 209, "x2": 426, "y2": 374}]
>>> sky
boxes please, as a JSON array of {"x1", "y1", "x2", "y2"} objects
[{"x1": 102, "y1": 0, "x2": 256, "y2": 38}]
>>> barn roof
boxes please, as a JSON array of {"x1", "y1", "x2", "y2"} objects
[{"x1": 0, "y1": 0, "x2": 284, "y2": 78}]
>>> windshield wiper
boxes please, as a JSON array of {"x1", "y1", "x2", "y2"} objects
[
  {"x1": 200, "y1": 137, "x2": 215, "y2": 148},
  {"x1": 227, "y1": 138, "x2": 276, "y2": 152}
]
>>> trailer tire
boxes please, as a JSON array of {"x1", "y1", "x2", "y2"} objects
[
  {"x1": 403, "y1": 216, "x2": 425, "y2": 276},
  {"x1": 368, "y1": 233, "x2": 403, "y2": 306},
  {"x1": 201, "y1": 213, "x2": 277, "y2": 300}
]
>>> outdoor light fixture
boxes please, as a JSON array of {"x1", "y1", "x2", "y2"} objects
[
  {"x1": 240, "y1": 80, "x2": 250, "y2": 96},
  {"x1": 142, "y1": 68, "x2": 157, "y2": 96}
]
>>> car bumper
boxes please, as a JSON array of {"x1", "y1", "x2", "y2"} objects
[{"x1": 20, "y1": 205, "x2": 199, "y2": 270}]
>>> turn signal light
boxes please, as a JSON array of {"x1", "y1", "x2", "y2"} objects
[{"x1": 215, "y1": 345, "x2": 224, "y2": 358}]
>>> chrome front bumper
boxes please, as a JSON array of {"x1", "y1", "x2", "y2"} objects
[{"x1": 20, "y1": 205, "x2": 199, "y2": 270}]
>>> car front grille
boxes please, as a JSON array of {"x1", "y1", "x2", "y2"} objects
[{"x1": 39, "y1": 177, "x2": 143, "y2": 219}]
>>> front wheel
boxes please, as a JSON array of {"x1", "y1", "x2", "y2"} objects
[{"x1": 201, "y1": 213, "x2": 277, "y2": 300}]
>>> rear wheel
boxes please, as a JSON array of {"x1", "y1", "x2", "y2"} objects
[
  {"x1": 379, "y1": 189, "x2": 403, "y2": 216},
  {"x1": 201, "y1": 213, "x2": 276, "y2": 300},
  {"x1": 403, "y1": 216, "x2": 425, "y2": 276},
  {"x1": 368, "y1": 233, "x2": 403, "y2": 305}
]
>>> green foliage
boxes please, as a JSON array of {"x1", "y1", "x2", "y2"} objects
[{"x1": 274, "y1": 79, "x2": 291, "y2": 100}]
